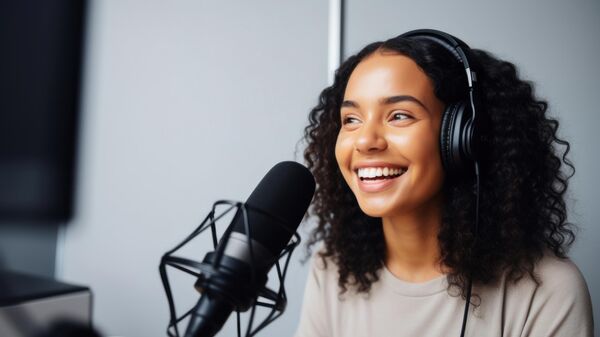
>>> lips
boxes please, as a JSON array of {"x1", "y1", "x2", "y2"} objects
[{"x1": 356, "y1": 167, "x2": 407, "y2": 193}]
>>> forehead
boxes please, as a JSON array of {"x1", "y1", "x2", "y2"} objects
[{"x1": 344, "y1": 51, "x2": 436, "y2": 103}]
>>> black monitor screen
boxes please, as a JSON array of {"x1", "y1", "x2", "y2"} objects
[{"x1": 0, "y1": 1, "x2": 86, "y2": 222}]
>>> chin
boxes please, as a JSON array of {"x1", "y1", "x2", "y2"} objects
[
  {"x1": 355, "y1": 199, "x2": 400, "y2": 218},
  {"x1": 354, "y1": 191, "x2": 425, "y2": 219}
]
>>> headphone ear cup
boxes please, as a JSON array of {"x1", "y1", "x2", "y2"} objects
[
  {"x1": 440, "y1": 102, "x2": 473, "y2": 174},
  {"x1": 440, "y1": 103, "x2": 458, "y2": 173}
]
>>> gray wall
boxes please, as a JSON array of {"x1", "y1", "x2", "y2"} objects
[
  {"x1": 59, "y1": 1, "x2": 326, "y2": 336},
  {"x1": 344, "y1": 0, "x2": 600, "y2": 335}
]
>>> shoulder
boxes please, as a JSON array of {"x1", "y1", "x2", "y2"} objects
[
  {"x1": 520, "y1": 253, "x2": 593, "y2": 336},
  {"x1": 533, "y1": 253, "x2": 589, "y2": 296},
  {"x1": 492, "y1": 252, "x2": 590, "y2": 296},
  {"x1": 475, "y1": 253, "x2": 593, "y2": 336}
]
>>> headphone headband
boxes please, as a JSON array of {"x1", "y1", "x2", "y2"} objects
[{"x1": 399, "y1": 29, "x2": 476, "y2": 88}]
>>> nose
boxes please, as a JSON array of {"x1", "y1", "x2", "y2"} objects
[{"x1": 354, "y1": 119, "x2": 387, "y2": 153}]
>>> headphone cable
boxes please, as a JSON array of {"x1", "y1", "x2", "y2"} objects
[{"x1": 459, "y1": 160, "x2": 480, "y2": 337}]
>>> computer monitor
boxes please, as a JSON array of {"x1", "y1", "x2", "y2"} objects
[{"x1": 0, "y1": 1, "x2": 87, "y2": 222}]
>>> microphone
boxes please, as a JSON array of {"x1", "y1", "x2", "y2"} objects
[{"x1": 183, "y1": 161, "x2": 315, "y2": 337}]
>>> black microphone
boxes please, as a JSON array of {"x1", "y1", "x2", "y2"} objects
[{"x1": 183, "y1": 161, "x2": 315, "y2": 337}]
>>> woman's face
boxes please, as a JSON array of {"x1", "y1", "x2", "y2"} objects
[{"x1": 335, "y1": 51, "x2": 445, "y2": 218}]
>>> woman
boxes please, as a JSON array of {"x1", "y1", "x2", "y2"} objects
[{"x1": 295, "y1": 29, "x2": 593, "y2": 337}]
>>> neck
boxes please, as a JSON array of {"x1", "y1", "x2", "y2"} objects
[{"x1": 382, "y1": 192, "x2": 446, "y2": 283}]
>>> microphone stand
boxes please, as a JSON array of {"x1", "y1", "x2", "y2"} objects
[{"x1": 159, "y1": 200, "x2": 301, "y2": 337}]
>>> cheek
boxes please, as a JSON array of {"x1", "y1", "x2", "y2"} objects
[
  {"x1": 409, "y1": 128, "x2": 445, "y2": 189},
  {"x1": 335, "y1": 132, "x2": 351, "y2": 166},
  {"x1": 411, "y1": 134, "x2": 440, "y2": 162},
  {"x1": 335, "y1": 132, "x2": 355, "y2": 183},
  {"x1": 386, "y1": 128, "x2": 439, "y2": 161},
  {"x1": 403, "y1": 123, "x2": 441, "y2": 161},
  {"x1": 392, "y1": 126, "x2": 444, "y2": 182}
]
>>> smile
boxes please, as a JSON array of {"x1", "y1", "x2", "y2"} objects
[
  {"x1": 355, "y1": 166, "x2": 408, "y2": 193},
  {"x1": 356, "y1": 167, "x2": 407, "y2": 180}
]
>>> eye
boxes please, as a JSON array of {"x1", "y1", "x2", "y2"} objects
[
  {"x1": 342, "y1": 116, "x2": 361, "y2": 125},
  {"x1": 390, "y1": 112, "x2": 412, "y2": 121}
]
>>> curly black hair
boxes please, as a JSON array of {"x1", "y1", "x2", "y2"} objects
[{"x1": 303, "y1": 35, "x2": 576, "y2": 298}]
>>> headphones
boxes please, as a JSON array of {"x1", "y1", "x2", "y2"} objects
[
  {"x1": 399, "y1": 29, "x2": 480, "y2": 176},
  {"x1": 399, "y1": 29, "x2": 481, "y2": 337}
]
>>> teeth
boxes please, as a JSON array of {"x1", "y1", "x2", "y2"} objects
[{"x1": 357, "y1": 167, "x2": 406, "y2": 178}]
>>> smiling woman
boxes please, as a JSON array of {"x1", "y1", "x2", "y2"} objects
[{"x1": 295, "y1": 29, "x2": 593, "y2": 337}]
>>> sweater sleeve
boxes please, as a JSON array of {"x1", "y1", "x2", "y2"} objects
[
  {"x1": 521, "y1": 257, "x2": 594, "y2": 337},
  {"x1": 293, "y1": 256, "x2": 331, "y2": 337}
]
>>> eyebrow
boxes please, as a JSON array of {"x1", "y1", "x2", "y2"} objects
[{"x1": 341, "y1": 95, "x2": 429, "y2": 113}]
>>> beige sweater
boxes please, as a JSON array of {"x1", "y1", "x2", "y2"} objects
[{"x1": 294, "y1": 253, "x2": 593, "y2": 337}]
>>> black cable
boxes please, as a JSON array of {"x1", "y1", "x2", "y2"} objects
[
  {"x1": 236, "y1": 311, "x2": 241, "y2": 337},
  {"x1": 458, "y1": 161, "x2": 480, "y2": 337},
  {"x1": 459, "y1": 278, "x2": 473, "y2": 337}
]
